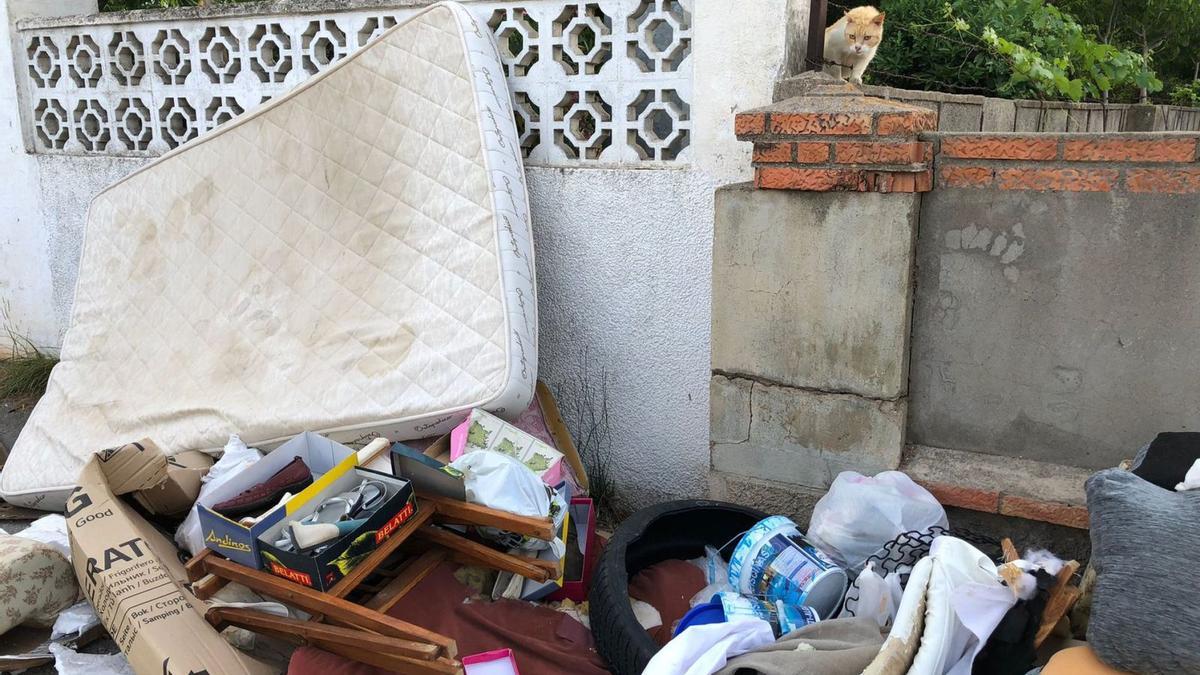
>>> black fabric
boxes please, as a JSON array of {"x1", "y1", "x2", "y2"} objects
[
  {"x1": 973, "y1": 570, "x2": 1055, "y2": 675},
  {"x1": 1132, "y1": 432, "x2": 1200, "y2": 490}
]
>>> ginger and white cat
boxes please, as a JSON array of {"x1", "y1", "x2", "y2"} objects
[{"x1": 823, "y1": 6, "x2": 885, "y2": 85}]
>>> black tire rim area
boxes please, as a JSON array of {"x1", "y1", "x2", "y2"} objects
[{"x1": 589, "y1": 500, "x2": 767, "y2": 675}]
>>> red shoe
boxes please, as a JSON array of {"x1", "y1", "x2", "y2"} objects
[{"x1": 213, "y1": 456, "x2": 313, "y2": 519}]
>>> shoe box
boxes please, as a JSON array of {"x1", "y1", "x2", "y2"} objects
[
  {"x1": 197, "y1": 431, "x2": 356, "y2": 568},
  {"x1": 255, "y1": 464, "x2": 417, "y2": 591}
]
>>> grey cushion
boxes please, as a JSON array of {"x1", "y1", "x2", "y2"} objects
[{"x1": 1086, "y1": 469, "x2": 1200, "y2": 674}]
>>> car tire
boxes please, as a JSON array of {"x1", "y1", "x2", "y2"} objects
[{"x1": 589, "y1": 500, "x2": 767, "y2": 675}]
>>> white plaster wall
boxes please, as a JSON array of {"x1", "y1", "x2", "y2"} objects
[
  {"x1": 0, "y1": 0, "x2": 56, "y2": 350},
  {"x1": 2, "y1": 0, "x2": 800, "y2": 510}
]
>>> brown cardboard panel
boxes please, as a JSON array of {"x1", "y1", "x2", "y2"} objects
[
  {"x1": 535, "y1": 381, "x2": 590, "y2": 492},
  {"x1": 132, "y1": 450, "x2": 213, "y2": 516},
  {"x1": 67, "y1": 447, "x2": 272, "y2": 675}
]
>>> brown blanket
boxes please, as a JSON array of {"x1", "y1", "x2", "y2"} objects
[{"x1": 287, "y1": 562, "x2": 607, "y2": 675}]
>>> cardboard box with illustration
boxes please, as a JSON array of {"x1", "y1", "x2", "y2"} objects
[
  {"x1": 255, "y1": 465, "x2": 418, "y2": 591},
  {"x1": 196, "y1": 432, "x2": 356, "y2": 569},
  {"x1": 66, "y1": 440, "x2": 272, "y2": 675}
]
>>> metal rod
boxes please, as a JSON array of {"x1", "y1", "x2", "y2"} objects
[{"x1": 806, "y1": 0, "x2": 829, "y2": 71}]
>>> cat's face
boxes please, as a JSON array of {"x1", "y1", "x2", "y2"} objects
[{"x1": 844, "y1": 12, "x2": 885, "y2": 54}]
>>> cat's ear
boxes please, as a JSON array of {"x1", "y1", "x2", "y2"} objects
[{"x1": 873, "y1": 12, "x2": 886, "y2": 25}]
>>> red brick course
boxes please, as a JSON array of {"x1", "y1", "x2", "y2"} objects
[
  {"x1": 834, "y1": 141, "x2": 931, "y2": 165},
  {"x1": 919, "y1": 481, "x2": 1001, "y2": 513},
  {"x1": 756, "y1": 167, "x2": 863, "y2": 191},
  {"x1": 997, "y1": 168, "x2": 1118, "y2": 192},
  {"x1": 794, "y1": 142, "x2": 833, "y2": 164},
  {"x1": 769, "y1": 112, "x2": 873, "y2": 136},
  {"x1": 1126, "y1": 167, "x2": 1200, "y2": 193},
  {"x1": 942, "y1": 136, "x2": 1057, "y2": 161},
  {"x1": 752, "y1": 142, "x2": 794, "y2": 164},
  {"x1": 999, "y1": 495, "x2": 1090, "y2": 530},
  {"x1": 755, "y1": 167, "x2": 931, "y2": 192},
  {"x1": 939, "y1": 165, "x2": 994, "y2": 188},
  {"x1": 876, "y1": 110, "x2": 937, "y2": 135},
  {"x1": 734, "y1": 113, "x2": 765, "y2": 137},
  {"x1": 1062, "y1": 137, "x2": 1196, "y2": 163}
]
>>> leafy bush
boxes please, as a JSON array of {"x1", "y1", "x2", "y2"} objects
[
  {"x1": 869, "y1": 0, "x2": 1160, "y2": 102},
  {"x1": 100, "y1": 0, "x2": 251, "y2": 10},
  {"x1": 1170, "y1": 81, "x2": 1200, "y2": 106}
]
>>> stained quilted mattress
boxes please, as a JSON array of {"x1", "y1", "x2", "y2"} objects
[{"x1": 1, "y1": 2, "x2": 536, "y2": 510}]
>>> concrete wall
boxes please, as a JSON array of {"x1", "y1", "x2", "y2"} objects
[
  {"x1": 715, "y1": 84, "x2": 1198, "y2": 536},
  {"x1": 0, "y1": 0, "x2": 805, "y2": 514},
  {"x1": 0, "y1": 0, "x2": 53, "y2": 349},
  {"x1": 777, "y1": 77, "x2": 1200, "y2": 134},
  {"x1": 912, "y1": 134, "x2": 1200, "y2": 469}
]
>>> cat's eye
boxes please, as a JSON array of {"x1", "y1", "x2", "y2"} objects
[{"x1": 847, "y1": 33, "x2": 857, "y2": 39}]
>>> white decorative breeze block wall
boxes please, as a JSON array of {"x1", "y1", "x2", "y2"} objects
[{"x1": 17, "y1": 0, "x2": 692, "y2": 166}]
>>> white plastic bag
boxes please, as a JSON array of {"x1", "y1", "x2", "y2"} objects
[
  {"x1": 843, "y1": 562, "x2": 897, "y2": 628},
  {"x1": 807, "y1": 471, "x2": 947, "y2": 571},
  {"x1": 688, "y1": 545, "x2": 735, "y2": 607},
  {"x1": 449, "y1": 450, "x2": 566, "y2": 553},
  {"x1": 175, "y1": 435, "x2": 263, "y2": 555}
]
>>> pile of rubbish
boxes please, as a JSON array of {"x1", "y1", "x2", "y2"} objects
[
  {"x1": 1, "y1": 384, "x2": 606, "y2": 675},
  {"x1": 620, "y1": 432, "x2": 1200, "y2": 675}
]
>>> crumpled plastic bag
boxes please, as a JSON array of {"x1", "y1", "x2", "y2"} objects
[
  {"x1": 688, "y1": 545, "x2": 736, "y2": 607},
  {"x1": 10, "y1": 514, "x2": 71, "y2": 559},
  {"x1": 843, "y1": 561, "x2": 898, "y2": 628},
  {"x1": 51, "y1": 601, "x2": 101, "y2": 641},
  {"x1": 449, "y1": 450, "x2": 566, "y2": 553},
  {"x1": 49, "y1": 643, "x2": 133, "y2": 675},
  {"x1": 807, "y1": 470, "x2": 947, "y2": 571},
  {"x1": 176, "y1": 435, "x2": 263, "y2": 555}
]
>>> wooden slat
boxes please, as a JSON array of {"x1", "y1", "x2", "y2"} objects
[
  {"x1": 200, "y1": 551, "x2": 456, "y2": 658},
  {"x1": 424, "y1": 493, "x2": 555, "y2": 541},
  {"x1": 327, "y1": 504, "x2": 434, "y2": 598},
  {"x1": 365, "y1": 549, "x2": 447, "y2": 613},
  {"x1": 190, "y1": 573, "x2": 229, "y2": 601},
  {"x1": 310, "y1": 637, "x2": 463, "y2": 675},
  {"x1": 415, "y1": 526, "x2": 558, "y2": 583},
  {"x1": 185, "y1": 548, "x2": 214, "y2": 582},
  {"x1": 1036, "y1": 560, "x2": 1082, "y2": 648},
  {"x1": 208, "y1": 607, "x2": 461, "y2": 675},
  {"x1": 1001, "y1": 538, "x2": 1020, "y2": 563}
]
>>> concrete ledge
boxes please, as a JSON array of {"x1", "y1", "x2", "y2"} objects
[{"x1": 901, "y1": 444, "x2": 1093, "y2": 529}]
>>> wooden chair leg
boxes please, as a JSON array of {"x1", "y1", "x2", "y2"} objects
[
  {"x1": 208, "y1": 606, "x2": 461, "y2": 674},
  {"x1": 199, "y1": 552, "x2": 457, "y2": 658},
  {"x1": 366, "y1": 549, "x2": 448, "y2": 613},
  {"x1": 415, "y1": 526, "x2": 558, "y2": 583}
]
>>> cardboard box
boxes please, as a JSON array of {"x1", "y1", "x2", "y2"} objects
[
  {"x1": 390, "y1": 442, "x2": 466, "y2": 500},
  {"x1": 132, "y1": 450, "x2": 213, "y2": 516},
  {"x1": 545, "y1": 497, "x2": 597, "y2": 602},
  {"x1": 463, "y1": 648, "x2": 520, "y2": 674},
  {"x1": 391, "y1": 382, "x2": 590, "y2": 495},
  {"x1": 66, "y1": 440, "x2": 272, "y2": 675},
  {"x1": 197, "y1": 432, "x2": 355, "y2": 569},
  {"x1": 450, "y1": 409, "x2": 565, "y2": 486},
  {"x1": 256, "y1": 466, "x2": 418, "y2": 591}
]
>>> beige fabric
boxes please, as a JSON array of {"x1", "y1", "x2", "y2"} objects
[
  {"x1": 862, "y1": 556, "x2": 932, "y2": 675},
  {"x1": 1, "y1": 2, "x2": 536, "y2": 510},
  {"x1": 0, "y1": 535, "x2": 77, "y2": 634}
]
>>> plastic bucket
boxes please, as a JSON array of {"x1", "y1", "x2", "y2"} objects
[
  {"x1": 717, "y1": 592, "x2": 819, "y2": 636},
  {"x1": 673, "y1": 601, "x2": 726, "y2": 636},
  {"x1": 727, "y1": 516, "x2": 848, "y2": 619},
  {"x1": 672, "y1": 594, "x2": 821, "y2": 638}
]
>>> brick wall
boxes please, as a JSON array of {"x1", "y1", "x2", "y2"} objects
[
  {"x1": 933, "y1": 133, "x2": 1200, "y2": 193},
  {"x1": 735, "y1": 96, "x2": 938, "y2": 193}
]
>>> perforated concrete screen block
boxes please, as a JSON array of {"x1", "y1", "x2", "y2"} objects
[{"x1": 1, "y1": 3, "x2": 536, "y2": 511}]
